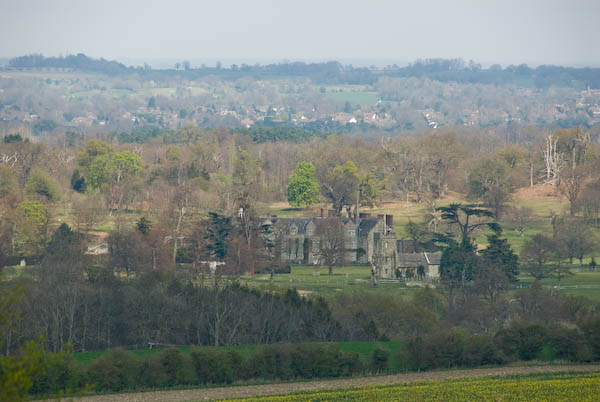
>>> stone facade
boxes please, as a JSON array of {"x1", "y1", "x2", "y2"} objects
[{"x1": 262, "y1": 213, "x2": 440, "y2": 280}]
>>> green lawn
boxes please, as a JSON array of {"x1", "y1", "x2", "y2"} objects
[
  {"x1": 239, "y1": 265, "x2": 421, "y2": 297},
  {"x1": 518, "y1": 271, "x2": 600, "y2": 302}
]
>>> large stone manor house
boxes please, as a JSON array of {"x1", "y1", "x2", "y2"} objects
[{"x1": 261, "y1": 211, "x2": 441, "y2": 280}]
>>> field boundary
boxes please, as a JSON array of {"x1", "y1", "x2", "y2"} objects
[{"x1": 63, "y1": 364, "x2": 600, "y2": 402}]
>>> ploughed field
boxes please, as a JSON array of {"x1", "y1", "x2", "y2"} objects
[{"x1": 66, "y1": 366, "x2": 600, "y2": 402}]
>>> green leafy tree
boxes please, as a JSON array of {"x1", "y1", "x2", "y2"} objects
[
  {"x1": 87, "y1": 151, "x2": 142, "y2": 190},
  {"x1": 24, "y1": 169, "x2": 60, "y2": 202},
  {"x1": 75, "y1": 139, "x2": 113, "y2": 175},
  {"x1": 286, "y1": 161, "x2": 320, "y2": 208},
  {"x1": 15, "y1": 200, "x2": 49, "y2": 256}
]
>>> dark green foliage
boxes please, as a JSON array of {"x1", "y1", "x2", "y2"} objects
[
  {"x1": 30, "y1": 350, "x2": 83, "y2": 396},
  {"x1": 494, "y1": 324, "x2": 547, "y2": 361},
  {"x1": 136, "y1": 216, "x2": 152, "y2": 235},
  {"x1": 87, "y1": 348, "x2": 140, "y2": 392},
  {"x1": 479, "y1": 229, "x2": 519, "y2": 282},
  {"x1": 3, "y1": 134, "x2": 23, "y2": 143},
  {"x1": 159, "y1": 348, "x2": 188, "y2": 386},
  {"x1": 190, "y1": 349, "x2": 241, "y2": 384},
  {"x1": 70, "y1": 170, "x2": 86, "y2": 192},
  {"x1": 371, "y1": 347, "x2": 390, "y2": 373},
  {"x1": 439, "y1": 240, "x2": 478, "y2": 290},
  {"x1": 581, "y1": 318, "x2": 600, "y2": 360},
  {"x1": 204, "y1": 212, "x2": 232, "y2": 259},
  {"x1": 235, "y1": 127, "x2": 325, "y2": 143},
  {"x1": 33, "y1": 119, "x2": 57, "y2": 135}
]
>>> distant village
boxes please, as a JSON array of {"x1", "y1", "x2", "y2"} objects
[{"x1": 2, "y1": 74, "x2": 600, "y2": 139}]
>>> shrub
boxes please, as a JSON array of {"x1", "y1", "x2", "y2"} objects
[
  {"x1": 87, "y1": 348, "x2": 139, "y2": 392},
  {"x1": 190, "y1": 349, "x2": 241, "y2": 384},
  {"x1": 30, "y1": 351, "x2": 84, "y2": 396},
  {"x1": 371, "y1": 347, "x2": 390, "y2": 373},
  {"x1": 160, "y1": 348, "x2": 189, "y2": 386}
]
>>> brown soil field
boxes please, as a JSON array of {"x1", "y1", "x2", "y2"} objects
[
  {"x1": 513, "y1": 183, "x2": 563, "y2": 201},
  {"x1": 63, "y1": 364, "x2": 600, "y2": 402}
]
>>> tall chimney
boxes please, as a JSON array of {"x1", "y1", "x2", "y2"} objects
[{"x1": 386, "y1": 215, "x2": 394, "y2": 227}]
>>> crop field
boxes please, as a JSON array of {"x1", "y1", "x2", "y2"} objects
[{"x1": 219, "y1": 371, "x2": 600, "y2": 402}]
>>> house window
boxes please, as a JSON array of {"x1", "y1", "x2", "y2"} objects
[
  {"x1": 290, "y1": 226, "x2": 297, "y2": 235},
  {"x1": 348, "y1": 229, "x2": 355, "y2": 237}
]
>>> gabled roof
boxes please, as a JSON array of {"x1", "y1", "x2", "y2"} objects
[
  {"x1": 358, "y1": 218, "x2": 380, "y2": 238},
  {"x1": 397, "y1": 253, "x2": 426, "y2": 268},
  {"x1": 397, "y1": 239, "x2": 416, "y2": 254},
  {"x1": 271, "y1": 218, "x2": 312, "y2": 234},
  {"x1": 424, "y1": 251, "x2": 442, "y2": 265}
]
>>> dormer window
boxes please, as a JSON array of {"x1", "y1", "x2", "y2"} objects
[{"x1": 290, "y1": 226, "x2": 297, "y2": 235}]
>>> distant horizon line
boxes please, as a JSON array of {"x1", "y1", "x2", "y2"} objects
[{"x1": 2, "y1": 53, "x2": 599, "y2": 70}]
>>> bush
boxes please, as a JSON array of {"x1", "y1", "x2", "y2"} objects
[
  {"x1": 30, "y1": 351, "x2": 84, "y2": 396},
  {"x1": 495, "y1": 324, "x2": 547, "y2": 361},
  {"x1": 371, "y1": 347, "x2": 390, "y2": 373},
  {"x1": 160, "y1": 348, "x2": 190, "y2": 386},
  {"x1": 190, "y1": 349, "x2": 241, "y2": 384},
  {"x1": 87, "y1": 348, "x2": 139, "y2": 392},
  {"x1": 291, "y1": 344, "x2": 343, "y2": 378},
  {"x1": 137, "y1": 359, "x2": 167, "y2": 389}
]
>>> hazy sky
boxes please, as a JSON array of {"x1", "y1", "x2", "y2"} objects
[{"x1": 1, "y1": 0, "x2": 599, "y2": 67}]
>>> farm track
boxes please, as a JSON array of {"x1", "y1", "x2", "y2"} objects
[{"x1": 64, "y1": 364, "x2": 600, "y2": 402}]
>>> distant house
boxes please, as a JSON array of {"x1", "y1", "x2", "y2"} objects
[{"x1": 262, "y1": 212, "x2": 439, "y2": 281}]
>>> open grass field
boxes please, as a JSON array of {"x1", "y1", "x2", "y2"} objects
[
  {"x1": 240, "y1": 265, "x2": 427, "y2": 298},
  {"x1": 219, "y1": 371, "x2": 600, "y2": 402},
  {"x1": 325, "y1": 91, "x2": 381, "y2": 105},
  {"x1": 238, "y1": 264, "x2": 600, "y2": 302}
]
